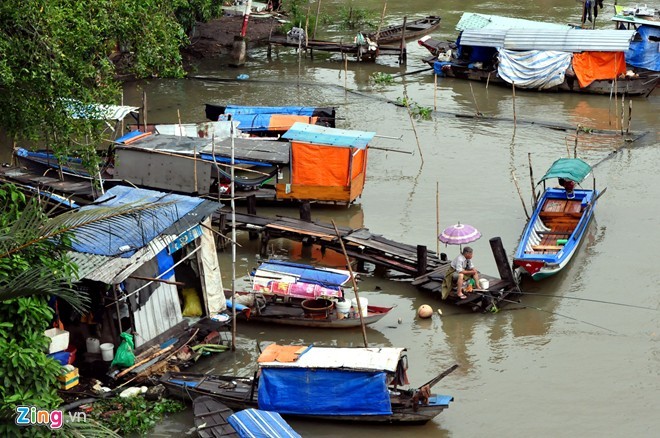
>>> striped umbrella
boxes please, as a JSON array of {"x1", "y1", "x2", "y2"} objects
[{"x1": 438, "y1": 222, "x2": 481, "y2": 246}]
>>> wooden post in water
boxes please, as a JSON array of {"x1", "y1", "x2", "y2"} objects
[
  {"x1": 620, "y1": 94, "x2": 625, "y2": 135},
  {"x1": 416, "y1": 245, "x2": 428, "y2": 277},
  {"x1": 511, "y1": 170, "x2": 530, "y2": 220},
  {"x1": 398, "y1": 16, "x2": 407, "y2": 65},
  {"x1": 217, "y1": 213, "x2": 227, "y2": 250},
  {"x1": 489, "y1": 237, "x2": 514, "y2": 285},
  {"x1": 247, "y1": 195, "x2": 258, "y2": 240},
  {"x1": 574, "y1": 125, "x2": 580, "y2": 158},
  {"x1": 331, "y1": 220, "x2": 368, "y2": 347},
  {"x1": 626, "y1": 99, "x2": 632, "y2": 134},
  {"x1": 512, "y1": 82, "x2": 517, "y2": 128},
  {"x1": 311, "y1": 0, "x2": 322, "y2": 58},
  {"x1": 299, "y1": 201, "x2": 312, "y2": 222}
]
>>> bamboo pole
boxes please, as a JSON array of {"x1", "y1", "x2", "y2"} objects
[
  {"x1": 402, "y1": 89, "x2": 424, "y2": 164},
  {"x1": 313, "y1": 0, "x2": 321, "y2": 40},
  {"x1": 434, "y1": 74, "x2": 437, "y2": 111},
  {"x1": 528, "y1": 152, "x2": 537, "y2": 207},
  {"x1": 511, "y1": 170, "x2": 530, "y2": 220},
  {"x1": 127, "y1": 275, "x2": 184, "y2": 286},
  {"x1": 486, "y1": 71, "x2": 491, "y2": 89},
  {"x1": 620, "y1": 94, "x2": 625, "y2": 135},
  {"x1": 331, "y1": 220, "x2": 368, "y2": 347},
  {"x1": 230, "y1": 123, "x2": 237, "y2": 351},
  {"x1": 398, "y1": 16, "x2": 407, "y2": 65},
  {"x1": 304, "y1": 2, "x2": 311, "y2": 50},
  {"x1": 344, "y1": 53, "x2": 348, "y2": 91},
  {"x1": 374, "y1": 1, "x2": 387, "y2": 43},
  {"x1": 512, "y1": 82, "x2": 517, "y2": 127},
  {"x1": 142, "y1": 91, "x2": 147, "y2": 132},
  {"x1": 626, "y1": 98, "x2": 632, "y2": 134},
  {"x1": 469, "y1": 82, "x2": 481, "y2": 116},
  {"x1": 574, "y1": 125, "x2": 580, "y2": 158},
  {"x1": 436, "y1": 181, "x2": 440, "y2": 256}
]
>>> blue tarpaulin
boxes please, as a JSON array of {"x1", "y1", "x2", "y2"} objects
[
  {"x1": 626, "y1": 26, "x2": 660, "y2": 72},
  {"x1": 71, "y1": 186, "x2": 204, "y2": 258},
  {"x1": 257, "y1": 368, "x2": 392, "y2": 415},
  {"x1": 228, "y1": 409, "x2": 301, "y2": 438},
  {"x1": 255, "y1": 260, "x2": 350, "y2": 290},
  {"x1": 224, "y1": 105, "x2": 318, "y2": 116}
]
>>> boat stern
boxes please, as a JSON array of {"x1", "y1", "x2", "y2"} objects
[{"x1": 513, "y1": 259, "x2": 562, "y2": 281}]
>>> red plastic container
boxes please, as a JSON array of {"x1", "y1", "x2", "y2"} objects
[{"x1": 65, "y1": 345, "x2": 77, "y2": 365}]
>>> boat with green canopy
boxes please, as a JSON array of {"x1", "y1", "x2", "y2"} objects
[{"x1": 513, "y1": 158, "x2": 600, "y2": 280}]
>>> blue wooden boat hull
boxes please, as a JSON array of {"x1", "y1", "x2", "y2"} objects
[{"x1": 513, "y1": 187, "x2": 597, "y2": 280}]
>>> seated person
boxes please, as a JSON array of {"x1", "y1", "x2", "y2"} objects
[
  {"x1": 558, "y1": 177, "x2": 575, "y2": 198},
  {"x1": 450, "y1": 246, "x2": 480, "y2": 299}
]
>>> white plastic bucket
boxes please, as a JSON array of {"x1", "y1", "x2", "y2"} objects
[
  {"x1": 351, "y1": 297, "x2": 368, "y2": 317},
  {"x1": 86, "y1": 337, "x2": 100, "y2": 354},
  {"x1": 100, "y1": 343, "x2": 114, "y2": 362},
  {"x1": 335, "y1": 300, "x2": 351, "y2": 318},
  {"x1": 479, "y1": 278, "x2": 490, "y2": 289}
]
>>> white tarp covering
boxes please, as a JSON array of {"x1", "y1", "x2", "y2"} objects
[
  {"x1": 155, "y1": 121, "x2": 239, "y2": 140},
  {"x1": 197, "y1": 218, "x2": 226, "y2": 314},
  {"x1": 259, "y1": 346, "x2": 406, "y2": 372},
  {"x1": 497, "y1": 49, "x2": 573, "y2": 89}
]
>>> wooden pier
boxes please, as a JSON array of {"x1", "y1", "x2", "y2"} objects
[
  {"x1": 267, "y1": 36, "x2": 406, "y2": 63},
  {"x1": 215, "y1": 207, "x2": 518, "y2": 311}
]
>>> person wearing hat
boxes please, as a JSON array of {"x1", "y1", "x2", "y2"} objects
[{"x1": 450, "y1": 246, "x2": 480, "y2": 299}]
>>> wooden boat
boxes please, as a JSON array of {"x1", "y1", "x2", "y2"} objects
[
  {"x1": 161, "y1": 344, "x2": 457, "y2": 425},
  {"x1": 229, "y1": 259, "x2": 392, "y2": 328},
  {"x1": 513, "y1": 158, "x2": 600, "y2": 280},
  {"x1": 368, "y1": 16, "x2": 441, "y2": 44},
  {"x1": 418, "y1": 36, "x2": 660, "y2": 96},
  {"x1": 235, "y1": 297, "x2": 393, "y2": 328},
  {"x1": 194, "y1": 396, "x2": 239, "y2": 438}
]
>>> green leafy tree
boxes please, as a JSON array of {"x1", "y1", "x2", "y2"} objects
[
  {"x1": 0, "y1": 183, "x2": 175, "y2": 426},
  {"x1": 0, "y1": 0, "x2": 190, "y2": 178}
]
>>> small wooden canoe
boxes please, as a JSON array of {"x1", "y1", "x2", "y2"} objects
[
  {"x1": 193, "y1": 396, "x2": 239, "y2": 438},
  {"x1": 247, "y1": 302, "x2": 393, "y2": 328},
  {"x1": 369, "y1": 16, "x2": 441, "y2": 44}
]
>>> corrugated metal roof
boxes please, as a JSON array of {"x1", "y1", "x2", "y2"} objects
[
  {"x1": 259, "y1": 345, "x2": 406, "y2": 372},
  {"x1": 68, "y1": 187, "x2": 219, "y2": 283},
  {"x1": 282, "y1": 122, "x2": 375, "y2": 149},
  {"x1": 456, "y1": 12, "x2": 571, "y2": 31},
  {"x1": 460, "y1": 29, "x2": 636, "y2": 52},
  {"x1": 64, "y1": 100, "x2": 140, "y2": 121}
]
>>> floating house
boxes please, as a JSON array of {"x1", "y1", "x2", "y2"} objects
[
  {"x1": 278, "y1": 122, "x2": 375, "y2": 204},
  {"x1": 66, "y1": 186, "x2": 225, "y2": 350}
]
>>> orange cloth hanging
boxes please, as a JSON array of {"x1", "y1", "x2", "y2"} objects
[{"x1": 572, "y1": 51, "x2": 626, "y2": 88}]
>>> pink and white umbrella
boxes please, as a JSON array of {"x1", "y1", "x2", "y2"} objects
[{"x1": 438, "y1": 222, "x2": 481, "y2": 246}]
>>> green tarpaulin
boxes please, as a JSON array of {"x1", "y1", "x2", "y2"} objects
[{"x1": 539, "y1": 158, "x2": 592, "y2": 184}]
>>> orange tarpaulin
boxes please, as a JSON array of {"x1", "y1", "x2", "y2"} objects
[
  {"x1": 291, "y1": 142, "x2": 352, "y2": 186},
  {"x1": 258, "y1": 344, "x2": 308, "y2": 363},
  {"x1": 572, "y1": 51, "x2": 626, "y2": 88},
  {"x1": 268, "y1": 115, "x2": 317, "y2": 132}
]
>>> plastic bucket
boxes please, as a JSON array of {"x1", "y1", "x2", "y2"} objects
[
  {"x1": 351, "y1": 297, "x2": 368, "y2": 317},
  {"x1": 100, "y1": 343, "x2": 114, "y2": 362},
  {"x1": 86, "y1": 337, "x2": 100, "y2": 354},
  {"x1": 479, "y1": 279, "x2": 490, "y2": 290},
  {"x1": 335, "y1": 300, "x2": 351, "y2": 319}
]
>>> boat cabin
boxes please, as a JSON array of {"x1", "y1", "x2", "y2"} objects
[
  {"x1": 256, "y1": 344, "x2": 413, "y2": 416},
  {"x1": 277, "y1": 122, "x2": 375, "y2": 204}
]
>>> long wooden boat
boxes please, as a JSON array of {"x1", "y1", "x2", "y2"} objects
[
  {"x1": 368, "y1": 16, "x2": 441, "y2": 44},
  {"x1": 418, "y1": 37, "x2": 659, "y2": 96},
  {"x1": 513, "y1": 158, "x2": 600, "y2": 280},
  {"x1": 236, "y1": 299, "x2": 393, "y2": 328},
  {"x1": 229, "y1": 259, "x2": 392, "y2": 328},
  {"x1": 194, "y1": 396, "x2": 239, "y2": 438},
  {"x1": 161, "y1": 345, "x2": 457, "y2": 425}
]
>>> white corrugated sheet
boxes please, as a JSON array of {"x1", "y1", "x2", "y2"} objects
[
  {"x1": 456, "y1": 12, "x2": 571, "y2": 31},
  {"x1": 259, "y1": 347, "x2": 406, "y2": 372},
  {"x1": 460, "y1": 29, "x2": 636, "y2": 52}
]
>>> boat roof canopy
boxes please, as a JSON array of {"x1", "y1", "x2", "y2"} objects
[
  {"x1": 258, "y1": 344, "x2": 406, "y2": 372},
  {"x1": 255, "y1": 260, "x2": 351, "y2": 288},
  {"x1": 459, "y1": 29, "x2": 636, "y2": 52},
  {"x1": 282, "y1": 122, "x2": 375, "y2": 149},
  {"x1": 539, "y1": 158, "x2": 592, "y2": 184}
]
